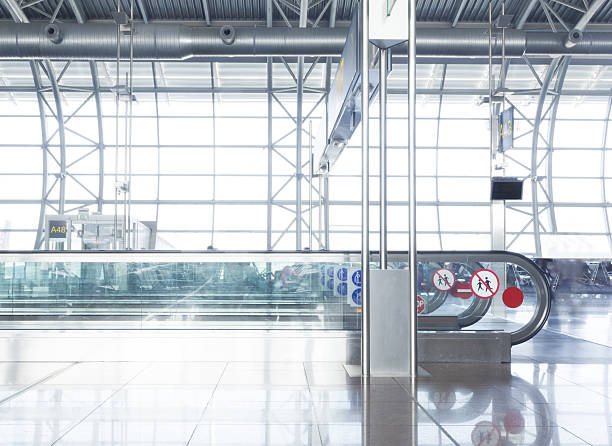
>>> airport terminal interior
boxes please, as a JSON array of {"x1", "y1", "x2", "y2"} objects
[{"x1": 1, "y1": 0, "x2": 612, "y2": 444}]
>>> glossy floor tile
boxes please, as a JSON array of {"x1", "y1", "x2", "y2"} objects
[{"x1": 0, "y1": 299, "x2": 610, "y2": 445}]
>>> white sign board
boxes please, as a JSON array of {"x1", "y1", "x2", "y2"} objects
[{"x1": 369, "y1": 0, "x2": 409, "y2": 49}]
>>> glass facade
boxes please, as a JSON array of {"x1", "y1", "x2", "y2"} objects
[{"x1": 0, "y1": 60, "x2": 611, "y2": 256}]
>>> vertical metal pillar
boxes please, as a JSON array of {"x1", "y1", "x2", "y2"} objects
[
  {"x1": 295, "y1": 0, "x2": 308, "y2": 251},
  {"x1": 309, "y1": 120, "x2": 313, "y2": 250},
  {"x1": 152, "y1": 62, "x2": 161, "y2": 231},
  {"x1": 360, "y1": 0, "x2": 371, "y2": 378},
  {"x1": 379, "y1": 49, "x2": 388, "y2": 270},
  {"x1": 318, "y1": 172, "x2": 323, "y2": 250},
  {"x1": 407, "y1": 0, "x2": 418, "y2": 377},
  {"x1": 323, "y1": 0, "x2": 337, "y2": 252},
  {"x1": 324, "y1": 173, "x2": 330, "y2": 249},
  {"x1": 44, "y1": 61, "x2": 66, "y2": 215},
  {"x1": 90, "y1": 62, "x2": 105, "y2": 214},
  {"x1": 266, "y1": 0, "x2": 273, "y2": 251}
]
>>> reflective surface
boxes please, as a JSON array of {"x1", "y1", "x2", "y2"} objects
[
  {"x1": 0, "y1": 251, "x2": 546, "y2": 341},
  {"x1": 0, "y1": 310, "x2": 610, "y2": 445}
]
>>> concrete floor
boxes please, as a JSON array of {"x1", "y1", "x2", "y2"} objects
[{"x1": 0, "y1": 312, "x2": 610, "y2": 445}]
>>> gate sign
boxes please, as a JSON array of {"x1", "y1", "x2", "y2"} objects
[
  {"x1": 470, "y1": 269, "x2": 500, "y2": 299},
  {"x1": 48, "y1": 220, "x2": 67, "y2": 239},
  {"x1": 417, "y1": 295, "x2": 425, "y2": 314},
  {"x1": 432, "y1": 268, "x2": 456, "y2": 292}
]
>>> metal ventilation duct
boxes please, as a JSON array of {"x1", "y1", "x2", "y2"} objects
[{"x1": 0, "y1": 23, "x2": 611, "y2": 59}]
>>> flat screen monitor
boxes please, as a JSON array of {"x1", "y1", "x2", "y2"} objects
[{"x1": 491, "y1": 177, "x2": 523, "y2": 200}]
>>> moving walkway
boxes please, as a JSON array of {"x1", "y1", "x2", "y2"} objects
[{"x1": 0, "y1": 250, "x2": 551, "y2": 360}]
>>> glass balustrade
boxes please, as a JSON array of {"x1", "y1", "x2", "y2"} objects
[{"x1": 0, "y1": 251, "x2": 551, "y2": 343}]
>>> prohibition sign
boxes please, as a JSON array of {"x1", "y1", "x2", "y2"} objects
[
  {"x1": 432, "y1": 268, "x2": 456, "y2": 292},
  {"x1": 417, "y1": 295, "x2": 426, "y2": 314},
  {"x1": 470, "y1": 269, "x2": 500, "y2": 299},
  {"x1": 471, "y1": 421, "x2": 501, "y2": 446}
]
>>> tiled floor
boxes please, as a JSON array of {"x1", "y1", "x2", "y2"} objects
[{"x1": 0, "y1": 324, "x2": 610, "y2": 444}]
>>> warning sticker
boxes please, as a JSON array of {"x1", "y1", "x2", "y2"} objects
[
  {"x1": 471, "y1": 421, "x2": 501, "y2": 446},
  {"x1": 417, "y1": 295, "x2": 426, "y2": 314},
  {"x1": 432, "y1": 268, "x2": 456, "y2": 292},
  {"x1": 470, "y1": 269, "x2": 500, "y2": 299}
]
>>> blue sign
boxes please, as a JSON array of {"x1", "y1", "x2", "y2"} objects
[
  {"x1": 327, "y1": 267, "x2": 334, "y2": 278},
  {"x1": 337, "y1": 282, "x2": 348, "y2": 296},
  {"x1": 320, "y1": 275, "x2": 326, "y2": 287},
  {"x1": 352, "y1": 288, "x2": 362, "y2": 305},
  {"x1": 337, "y1": 267, "x2": 347, "y2": 281},
  {"x1": 352, "y1": 270, "x2": 362, "y2": 287},
  {"x1": 326, "y1": 279, "x2": 334, "y2": 290}
]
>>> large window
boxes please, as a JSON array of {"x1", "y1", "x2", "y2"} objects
[{"x1": 0, "y1": 59, "x2": 611, "y2": 255}]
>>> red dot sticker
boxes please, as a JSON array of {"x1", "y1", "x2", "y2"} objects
[
  {"x1": 502, "y1": 287, "x2": 524, "y2": 308},
  {"x1": 503, "y1": 410, "x2": 525, "y2": 435}
]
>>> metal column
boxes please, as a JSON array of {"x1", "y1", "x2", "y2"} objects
[
  {"x1": 295, "y1": 0, "x2": 308, "y2": 251},
  {"x1": 379, "y1": 49, "x2": 388, "y2": 270},
  {"x1": 407, "y1": 0, "x2": 418, "y2": 377},
  {"x1": 266, "y1": 0, "x2": 273, "y2": 251},
  {"x1": 360, "y1": 0, "x2": 371, "y2": 378}
]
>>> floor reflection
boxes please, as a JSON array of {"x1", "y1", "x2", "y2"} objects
[{"x1": 0, "y1": 358, "x2": 607, "y2": 445}]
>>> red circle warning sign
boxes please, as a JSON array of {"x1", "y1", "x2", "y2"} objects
[
  {"x1": 470, "y1": 269, "x2": 500, "y2": 299},
  {"x1": 417, "y1": 295, "x2": 426, "y2": 314},
  {"x1": 502, "y1": 287, "x2": 524, "y2": 308},
  {"x1": 451, "y1": 281, "x2": 472, "y2": 299},
  {"x1": 471, "y1": 421, "x2": 501, "y2": 446},
  {"x1": 432, "y1": 268, "x2": 456, "y2": 292}
]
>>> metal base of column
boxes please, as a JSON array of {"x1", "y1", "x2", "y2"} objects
[{"x1": 343, "y1": 364, "x2": 431, "y2": 378}]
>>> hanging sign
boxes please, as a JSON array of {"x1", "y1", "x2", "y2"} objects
[
  {"x1": 48, "y1": 220, "x2": 68, "y2": 239},
  {"x1": 499, "y1": 107, "x2": 514, "y2": 152}
]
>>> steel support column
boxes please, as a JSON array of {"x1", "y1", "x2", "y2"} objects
[
  {"x1": 32, "y1": 62, "x2": 49, "y2": 249},
  {"x1": 295, "y1": 0, "x2": 308, "y2": 251},
  {"x1": 407, "y1": 0, "x2": 419, "y2": 378},
  {"x1": 1, "y1": 0, "x2": 52, "y2": 248},
  {"x1": 602, "y1": 96, "x2": 612, "y2": 252},
  {"x1": 360, "y1": 0, "x2": 370, "y2": 378},
  {"x1": 544, "y1": 57, "x2": 570, "y2": 233},
  {"x1": 530, "y1": 57, "x2": 561, "y2": 256},
  {"x1": 266, "y1": 0, "x2": 273, "y2": 251},
  {"x1": 379, "y1": 49, "x2": 388, "y2": 270},
  {"x1": 67, "y1": 0, "x2": 105, "y2": 214}
]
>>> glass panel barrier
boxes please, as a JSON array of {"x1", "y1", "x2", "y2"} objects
[{"x1": 0, "y1": 251, "x2": 551, "y2": 344}]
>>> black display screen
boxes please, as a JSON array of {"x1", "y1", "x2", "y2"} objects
[{"x1": 491, "y1": 178, "x2": 523, "y2": 200}]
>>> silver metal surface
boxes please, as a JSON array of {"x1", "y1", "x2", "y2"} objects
[
  {"x1": 407, "y1": 0, "x2": 417, "y2": 377},
  {"x1": 4, "y1": 24, "x2": 612, "y2": 59},
  {"x1": 295, "y1": 0, "x2": 307, "y2": 251},
  {"x1": 417, "y1": 331, "x2": 511, "y2": 363},
  {"x1": 370, "y1": 269, "x2": 411, "y2": 376},
  {"x1": 378, "y1": 48, "x2": 387, "y2": 271},
  {"x1": 0, "y1": 250, "x2": 552, "y2": 346},
  {"x1": 360, "y1": 0, "x2": 370, "y2": 378}
]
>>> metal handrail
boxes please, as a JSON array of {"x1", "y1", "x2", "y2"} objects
[
  {"x1": 0, "y1": 249, "x2": 552, "y2": 344},
  {"x1": 414, "y1": 251, "x2": 552, "y2": 345}
]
